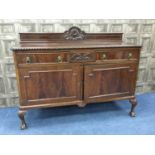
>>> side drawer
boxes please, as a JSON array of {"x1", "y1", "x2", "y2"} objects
[
  {"x1": 15, "y1": 52, "x2": 68, "y2": 64},
  {"x1": 96, "y1": 48, "x2": 140, "y2": 61}
]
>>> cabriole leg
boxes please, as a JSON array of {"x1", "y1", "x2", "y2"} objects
[
  {"x1": 18, "y1": 110, "x2": 27, "y2": 130},
  {"x1": 129, "y1": 97, "x2": 137, "y2": 117}
]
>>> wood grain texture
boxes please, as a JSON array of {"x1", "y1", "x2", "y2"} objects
[
  {"x1": 18, "y1": 64, "x2": 82, "y2": 106},
  {"x1": 84, "y1": 63, "x2": 137, "y2": 103},
  {"x1": 13, "y1": 26, "x2": 141, "y2": 129},
  {"x1": 19, "y1": 32, "x2": 123, "y2": 42}
]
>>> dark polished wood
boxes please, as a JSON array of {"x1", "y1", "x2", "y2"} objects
[
  {"x1": 129, "y1": 97, "x2": 137, "y2": 117},
  {"x1": 12, "y1": 26, "x2": 141, "y2": 129},
  {"x1": 84, "y1": 63, "x2": 137, "y2": 103},
  {"x1": 18, "y1": 109, "x2": 27, "y2": 130}
]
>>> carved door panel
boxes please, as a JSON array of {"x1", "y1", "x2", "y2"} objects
[
  {"x1": 18, "y1": 65, "x2": 82, "y2": 105},
  {"x1": 84, "y1": 63, "x2": 137, "y2": 103}
]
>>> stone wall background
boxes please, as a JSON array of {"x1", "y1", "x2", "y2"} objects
[{"x1": 0, "y1": 19, "x2": 155, "y2": 107}]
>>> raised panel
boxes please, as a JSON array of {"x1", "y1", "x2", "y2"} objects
[
  {"x1": 56, "y1": 24, "x2": 73, "y2": 32},
  {"x1": 139, "y1": 57, "x2": 148, "y2": 66},
  {"x1": 5, "y1": 63, "x2": 15, "y2": 74},
  {"x1": 137, "y1": 68, "x2": 146, "y2": 83},
  {"x1": 126, "y1": 37, "x2": 137, "y2": 44},
  {"x1": 25, "y1": 70, "x2": 76, "y2": 100},
  {"x1": 4, "y1": 40, "x2": 16, "y2": 57},
  {"x1": 0, "y1": 98, "x2": 7, "y2": 107},
  {"x1": 7, "y1": 77, "x2": 17, "y2": 93},
  {"x1": 0, "y1": 64, "x2": 3, "y2": 74},
  {"x1": 19, "y1": 24, "x2": 36, "y2": 32},
  {"x1": 0, "y1": 77, "x2": 5, "y2": 94},
  {"x1": 142, "y1": 24, "x2": 153, "y2": 33},
  {"x1": 8, "y1": 97, "x2": 19, "y2": 106},
  {"x1": 148, "y1": 68, "x2": 155, "y2": 81},
  {"x1": 95, "y1": 24, "x2": 108, "y2": 32},
  {"x1": 141, "y1": 37, "x2": 151, "y2": 52},
  {"x1": 136, "y1": 85, "x2": 144, "y2": 93},
  {"x1": 0, "y1": 41, "x2": 3, "y2": 59},
  {"x1": 1, "y1": 24, "x2": 15, "y2": 33},
  {"x1": 84, "y1": 63, "x2": 136, "y2": 102},
  {"x1": 111, "y1": 24, "x2": 122, "y2": 32},
  {"x1": 18, "y1": 65, "x2": 82, "y2": 105},
  {"x1": 77, "y1": 24, "x2": 90, "y2": 32},
  {"x1": 127, "y1": 24, "x2": 138, "y2": 33},
  {"x1": 40, "y1": 24, "x2": 54, "y2": 32},
  {"x1": 146, "y1": 84, "x2": 155, "y2": 92}
]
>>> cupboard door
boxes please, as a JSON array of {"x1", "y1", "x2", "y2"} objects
[
  {"x1": 18, "y1": 65, "x2": 82, "y2": 105},
  {"x1": 84, "y1": 63, "x2": 137, "y2": 102}
]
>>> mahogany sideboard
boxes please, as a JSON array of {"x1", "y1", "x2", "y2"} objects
[{"x1": 12, "y1": 26, "x2": 142, "y2": 129}]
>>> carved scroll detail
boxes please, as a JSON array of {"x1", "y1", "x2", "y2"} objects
[
  {"x1": 64, "y1": 26, "x2": 86, "y2": 40},
  {"x1": 69, "y1": 53, "x2": 95, "y2": 62}
]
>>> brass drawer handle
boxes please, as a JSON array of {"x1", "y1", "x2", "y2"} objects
[
  {"x1": 56, "y1": 55, "x2": 63, "y2": 63},
  {"x1": 128, "y1": 53, "x2": 133, "y2": 59},
  {"x1": 26, "y1": 56, "x2": 32, "y2": 63},
  {"x1": 101, "y1": 53, "x2": 107, "y2": 60}
]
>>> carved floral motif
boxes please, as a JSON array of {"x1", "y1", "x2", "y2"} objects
[
  {"x1": 69, "y1": 53, "x2": 95, "y2": 62},
  {"x1": 64, "y1": 26, "x2": 86, "y2": 40}
]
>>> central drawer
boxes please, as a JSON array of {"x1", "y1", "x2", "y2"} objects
[{"x1": 68, "y1": 52, "x2": 96, "y2": 63}]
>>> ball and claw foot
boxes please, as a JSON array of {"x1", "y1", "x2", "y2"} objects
[
  {"x1": 77, "y1": 103, "x2": 87, "y2": 108},
  {"x1": 129, "y1": 111, "x2": 136, "y2": 117},
  {"x1": 18, "y1": 110, "x2": 28, "y2": 130},
  {"x1": 129, "y1": 97, "x2": 137, "y2": 117},
  {"x1": 20, "y1": 121, "x2": 27, "y2": 130}
]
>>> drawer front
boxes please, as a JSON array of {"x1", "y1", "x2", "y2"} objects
[
  {"x1": 15, "y1": 52, "x2": 68, "y2": 64},
  {"x1": 14, "y1": 48, "x2": 140, "y2": 65},
  {"x1": 68, "y1": 52, "x2": 96, "y2": 63},
  {"x1": 97, "y1": 48, "x2": 140, "y2": 61},
  {"x1": 15, "y1": 50, "x2": 97, "y2": 64}
]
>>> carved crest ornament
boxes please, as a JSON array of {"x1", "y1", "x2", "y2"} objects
[{"x1": 64, "y1": 26, "x2": 86, "y2": 40}]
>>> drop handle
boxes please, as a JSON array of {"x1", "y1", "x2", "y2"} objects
[
  {"x1": 26, "y1": 56, "x2": 32, "y2": 63},
  {"x1": 101, "y1": 53, "x2": 107, "y2": 60},
  {"x1": 88, "y1": 73, "x2": 94, "y2": 77},
  {"x1": 128, "y1": 53, "x2": 133, "y2": 59},
  {"x1": 56, "y1": 55, "x2": 63, "y2": 63}
]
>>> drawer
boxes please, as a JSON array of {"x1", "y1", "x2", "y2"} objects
[
  {"x1": 15, "y1": 52, "x2": 68, "y2": 64},
  {"x1": 97, "y1": 48, "x2": 140, "y2": 61},
  {"x1": 68, "y1": 52, "x2": 96, "y2": 63}
]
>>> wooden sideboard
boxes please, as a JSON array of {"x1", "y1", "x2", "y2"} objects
[{"x1": 12, "y1": 26, "x2": 141, "y2": 129}]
